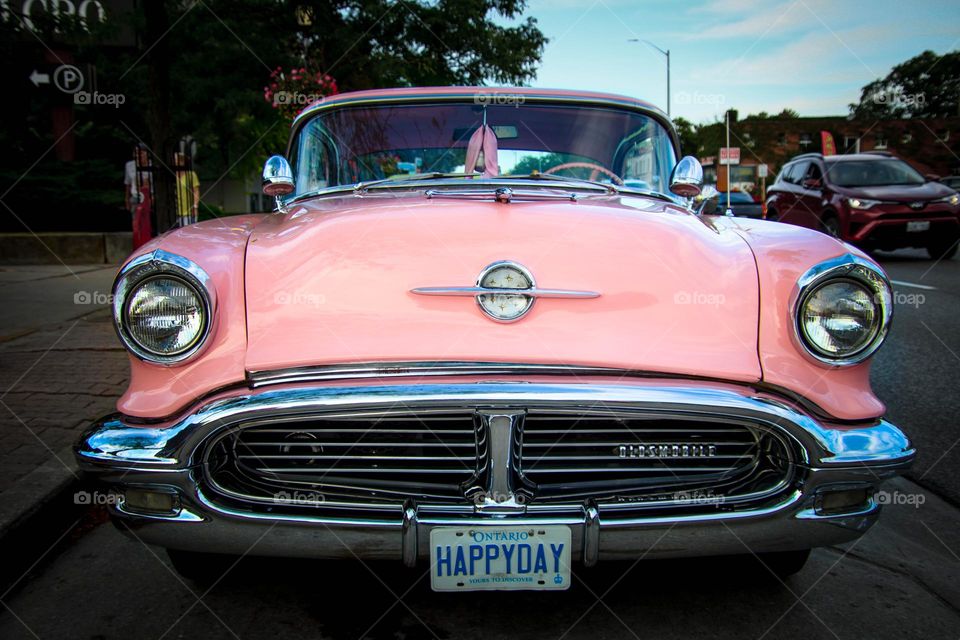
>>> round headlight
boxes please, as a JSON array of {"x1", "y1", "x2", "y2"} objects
[
  {"x1": 793, "y1": 256, "x2": 892, "y2": 366},
  {"x1": 124, "y1": 276, "x2": 206, "y2": 356},
  {"x1": 112, "y1": 250, "x2": 214, "y2": 365},
  {"x1": 800, "y1": 280, "x2": 879, "y2": 358}
]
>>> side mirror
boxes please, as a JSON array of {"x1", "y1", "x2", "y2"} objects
[
  {"x1": 802, "y1": 178, "x2": 821, "y2": 190},
  {"x1": 262, "y1": 155, "x2": 295, "y2": 211},
  {"x1": 926, "y1": 173, "x2": 941, "y2": 182},
  {"x1": 669, "y1": 156, "x2": 704, "y2": 198}
]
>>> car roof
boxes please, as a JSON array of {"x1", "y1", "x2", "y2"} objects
[
  {"x1": 823, "y1": 153, "x2": 902, "y2": 163},
  {"x1": 292, "y1": 86, "x2": 666, "y2": 126}
]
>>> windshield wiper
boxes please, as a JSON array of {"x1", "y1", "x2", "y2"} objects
[
  {"x1": 355, "y1": 171, "x2": 481, "y2": 193},
  {"x1": 499, "y1": 173, "x2": 674, "y2": 202},
  {"x1": 498, "y1": 172, "x2": 619, "y2": 194}
]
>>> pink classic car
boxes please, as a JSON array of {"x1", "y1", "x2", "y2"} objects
[{"x1": 76, "y1": 87, "x2": 913, "y2": 590}]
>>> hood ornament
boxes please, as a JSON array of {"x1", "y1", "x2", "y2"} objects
[{"x1": 411, "y1": 261, "x2": 600, "y2": 322}]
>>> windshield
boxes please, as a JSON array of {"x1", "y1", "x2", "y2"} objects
[
  {"x1": 291, "y1": 102, "x2": 677, "y2": 196},
  {"x1": 825, "y1": 159, "x2": 925, "y2": 187}
]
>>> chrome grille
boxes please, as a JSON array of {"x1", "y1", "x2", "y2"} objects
[
  {"x1": 205, "y1": 412, "x2": 482, "y2": 504},
  {"x1": 519, "y1": 412, "x2": 788, "y2": 500},
  {"x1": 202, "y1": 408, "x2": 793, "y2": 511}
]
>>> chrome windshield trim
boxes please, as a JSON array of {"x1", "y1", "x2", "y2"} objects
[{"x1": 424, "y1": 188, "x2": 582, "y2": 202}]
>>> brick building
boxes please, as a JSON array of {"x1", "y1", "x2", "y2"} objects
[{"x1": 699, "y1": 111, "x2": 960, "y2": 191}]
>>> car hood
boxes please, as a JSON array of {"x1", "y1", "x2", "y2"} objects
[
  {"x1": 834, "y1": 181, "x2": 954, "y2": 201},
  {"x1": 244, "y1": 190, "x2": 762, "y2": 382}
]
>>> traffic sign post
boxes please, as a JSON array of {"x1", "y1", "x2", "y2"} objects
[{"x1": 758, "y1": 164, "x2": 769, "y2": 218}]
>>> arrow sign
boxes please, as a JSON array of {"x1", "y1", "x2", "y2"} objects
[{"x1": 29, "y1": 70, "x2": 49, "y2": 87}]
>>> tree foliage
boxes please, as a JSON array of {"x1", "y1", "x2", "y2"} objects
[{"x1": 850, "y1": 50, "x2": 960, "y2": 119}]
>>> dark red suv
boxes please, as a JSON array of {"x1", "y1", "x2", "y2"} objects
[{"x1": 765, "y1": 152, "x2": 960, "y2": 259}]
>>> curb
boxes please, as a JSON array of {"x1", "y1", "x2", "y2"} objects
[{"x1": 0, "y1": 446, "x2": 85, "y2": 597}]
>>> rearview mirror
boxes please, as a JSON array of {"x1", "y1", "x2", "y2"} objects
[{"x1": 669, "y1": 156, "x2": 704, "y2": 198}]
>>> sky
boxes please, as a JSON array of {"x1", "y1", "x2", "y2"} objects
[{"x1": 519, "y1": 0, "x2": 960, "y2": 124}]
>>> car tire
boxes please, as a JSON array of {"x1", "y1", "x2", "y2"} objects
[
  {"x1": 166, "y1": 548, "x2": 240, "y2": 585},
  {"x1": 926, "y1": 237, "x2": 959, "y2": 260},
  {"x1": 821, "y1": 214, "x2": 841, "y2": 239},
  {"x1": 757, "y1": 549, "x2": 811, "y2": 578}
]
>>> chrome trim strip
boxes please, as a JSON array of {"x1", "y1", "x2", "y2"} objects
[
  {"x1": 410, "y1": 287, "x2": 601, "y2": 299},
  {"x1": 112, "y1": 249, "x2": 217, "y2": 366},
  {"x1": 76, "y1": 382, "x2": 915, "y2": 472},
  {"x1": 247, "y1": 362, "x2": 624, "y2": 387},
  {"x1": 583, "y1": 502, "x2": 600, "y2": 567},
  {"x1": 402, "y1": 501, "x2": 418, "y2": 567},
  {"x1": 424, "y1": 188, "x2": 582, "y2": 202},
  {"x1": 790, "y1": 253, "x2": 893, "y2": 367}
]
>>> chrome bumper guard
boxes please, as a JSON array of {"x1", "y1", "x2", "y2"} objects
[{"x1": 74, "y1": 381, "x2": 914, "y2": 565}]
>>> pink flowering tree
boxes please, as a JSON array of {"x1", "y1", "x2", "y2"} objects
[{"x1": 264, "y1": 67, "x2": 339, "y2": 121}]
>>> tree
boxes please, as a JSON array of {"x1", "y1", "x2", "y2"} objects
[
  {"x1": 849, "y1": 50, "x2": 960, "y2": 119},
  {"x1": 672, "y1": 117, "x2": 699, "y2": 155}
]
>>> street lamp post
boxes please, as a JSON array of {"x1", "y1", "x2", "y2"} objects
[{"x1": 627, "y1": 39, "x2": 670, "y2": 119}]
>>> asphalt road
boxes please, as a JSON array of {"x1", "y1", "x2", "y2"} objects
[{"x1": 870, "y1": 249, "x2": 960, "y2": 505}]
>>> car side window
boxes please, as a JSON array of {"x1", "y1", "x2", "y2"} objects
[
  {"x1": 805, "y1": 163, "x2": 823, "y2": 186},
  {"x1": 778, "y1": 163, "x2": 798, "y2": 184},
  {"x1": 785, "y1": 161, "x2": 808, "y2": 185}
]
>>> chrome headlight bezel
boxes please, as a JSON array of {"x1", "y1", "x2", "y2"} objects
[
  {"x1": 790, "y1": 254, "x2": 892, "y2": 367},
  {"x1": 112, "y1": 250, "x2": 216, "y2": 365}
]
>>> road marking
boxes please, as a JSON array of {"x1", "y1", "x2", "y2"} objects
[{"x1": 891, "y1": 280, "x2": 937, "y2": 291}]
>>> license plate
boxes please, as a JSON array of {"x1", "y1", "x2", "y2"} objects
[
  {"x1": 907, "y1": 221, "x2": 931, "y2": 232},
  {"x1": 430, "y1": 525, "x2": 572, "y2": 591}
]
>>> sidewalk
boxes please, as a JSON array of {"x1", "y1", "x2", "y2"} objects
[{"x1": 0, "y1": 265, "x2": 127, "y2": 532}]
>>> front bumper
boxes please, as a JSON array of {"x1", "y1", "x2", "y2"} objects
[
  {"x1": 847, "y1": 208, "x2": 959, "y2": 247},
  {"x1": 75, "y1": 380, "x2": 914, "y2": 566}
]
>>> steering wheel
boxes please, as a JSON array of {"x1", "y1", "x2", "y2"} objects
[{"x1": 543, "y1": 162, "x2": 624, "y2": 185}]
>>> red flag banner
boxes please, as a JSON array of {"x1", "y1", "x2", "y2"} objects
[{"x1": 821, "y1": 131, "x2": 837, "y2": 156}]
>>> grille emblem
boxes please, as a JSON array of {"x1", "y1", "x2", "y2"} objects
[
  {"x1": 909, "y1": 201, "x2": 925, "y2": 210},
  {"x1": 617, "y1": 444, "x2": 718, "y2": 459},
  {"x1": 411, "y1": 260, "x2": 600, "y2": 323}
]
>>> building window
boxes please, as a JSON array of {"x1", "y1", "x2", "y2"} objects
[
  {"x1": 843, "y1": 135, "x2": 860, "y2": 154},
  {"x1": 874, "y1": 134, "x2": 888, "y2": 150},
  {"x1": 777, "y1": 132, "x2": 786, "y2": 145}
]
